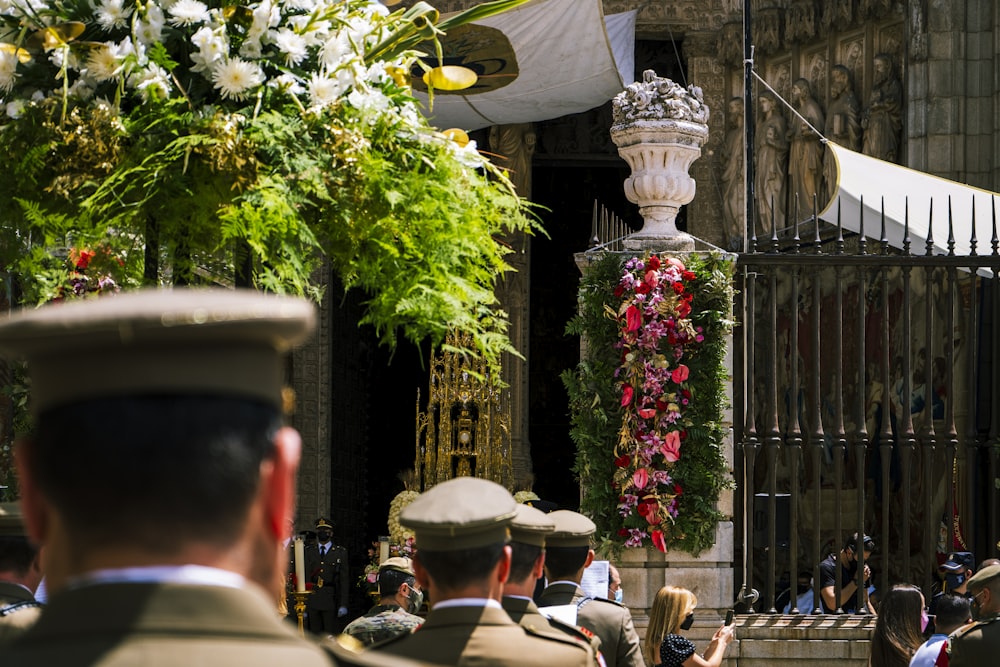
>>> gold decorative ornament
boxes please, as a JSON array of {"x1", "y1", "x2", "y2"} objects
[
  {"x1": 422, "y1": 65, "x2": 478, "y2": 91},
  {"x1": 291, "y1": 590, "x2": 312, "y2": 636},
  {"x1": 415, "y1": 331, "x2": 512, "y2": 491},
  {"x1": 442, "y1": 128, "x2": 470, "y2": 147},
  {"x1": 27, "y1": 22, "x2": 85, "y2": 51}
]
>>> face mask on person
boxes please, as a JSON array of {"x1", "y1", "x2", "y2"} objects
[
  {"x1": 945, "y1": 573, "x2": 966, "y2": 590},
  {"x1": 406, "y1": 585, "x2": 423, "y2": 614},
  {"x1": 317, "y1": 530, "x2": 332, "y2": 543},
  {"x1": 680, "y1": 612, "x2": 695, "y2": 631},
  {"x1": 971, "y1": 589, "x2": 986, "y2": 620},
  {"x1": 614, "y1": 588, "x2": 623, "y2": 604},
  {"x1": 920, "y1": 609, "x2": 930, "y2": 633}
]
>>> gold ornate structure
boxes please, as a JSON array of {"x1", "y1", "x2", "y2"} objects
[{"x1": 415, "y1": 331, "x2": 512, "y2": 490}]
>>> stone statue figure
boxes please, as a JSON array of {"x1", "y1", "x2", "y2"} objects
[
  {"x1": 755, "y1": 90, "x2": 788, "y2": 233},
  {"x1": 489, "y1": 123, "x2": 536, "y2": 198},
  {"x1": 786, "y1": 78, "x2": 825, "y2": 219},
  {"x1": 824, "y1": 65, "x2": 861, "y2": 201},
  {"x1": 720, "y1": 97, "x2": 745, "y2": 250},
  {"x1": 861, "y1": 54, "x2": 903, "y2": 163}
]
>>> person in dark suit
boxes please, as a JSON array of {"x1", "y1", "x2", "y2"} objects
[
  {"x1": 369, "y1": 476, "x2": 594, "y2": 666},
  {"x1": 306, "y1": 517, "x2": 350, "y2": 635},
  {"x1": 0, "y1": 289, "x2": 383, "y2": 667},
  {"x1": 537, "y1": 510, "x2": 645, "y2": 667}
]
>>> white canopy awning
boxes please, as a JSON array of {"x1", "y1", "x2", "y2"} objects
[
  {"x1": 821, "y1": 143, "x2": 1000, "y2": 257},
  {"x1": 415, "y1": 0, "x2": 635, "y2": 131}
]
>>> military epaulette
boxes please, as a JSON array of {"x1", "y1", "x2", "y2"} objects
[
  {"x1": 523, "y1": 622, "x2": 594, "y2": 651},
  {"x1": 547, "y1": 614, "x2": 601, "y2": 646},
  {"x1": 0, "y1": 600, "x2": 42, "y2": 617},
  {"x1": 323, "y1": 633, "x2": 431, "y2": 667},
  {"x1": 590, "y1": 596, "x2": 627, "y2": 609}
]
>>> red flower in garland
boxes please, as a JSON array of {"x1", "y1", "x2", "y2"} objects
[{"x1": 613, "y1": 253, "x2": 704, "y2": 551}]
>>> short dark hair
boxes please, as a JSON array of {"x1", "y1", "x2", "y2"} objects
[
  {"x1": 378, "y1": 568, "x2": 416, "y2": 597},
  {"x1": 29, "y1": 395, "x2": 281, "y2": 552},
  {"x1": 508, "y1": 542, "x2": 543, "y2": 583},
  {"x1": 544, "y1": 546, "x2": 590, "y2": 580},
  {"x1": 0, "y1": 536, "x2": 37, "y2": 576},
  {"x1": 935, "y1": 594, "x2": 972, "y2": 630},
  {"x1": 416, "y1": 542, "x2": 506, "y2": 590}
]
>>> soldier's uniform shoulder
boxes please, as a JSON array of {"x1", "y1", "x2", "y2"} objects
[
  {"x1": 546, "y1": 614, "x2": 599, "y2": 643},
  {"x1": 324, "y1": 634, "x2": 430, "y2": 667},
  {"x1": 590, "y1": 596, "x2": 626, "y2": 609},
  {"x1": 956, "y1": 616, "x2": 1000, "y2": 638}
]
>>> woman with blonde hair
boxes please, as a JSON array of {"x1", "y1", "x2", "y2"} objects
[{"x1": 644, "y1": 586, "x2": 735, "y2": 667}]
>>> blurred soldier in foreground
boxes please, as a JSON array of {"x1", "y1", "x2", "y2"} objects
[
  {"x1": 343, "y1": 557, "x2": 423, "y2": 646},
  {"x1": 0, "y1": 289, "x2": 381, "y2": 667},
  {"x1": 0, "y1": 502, "x2": 43, "y2": 642},
  {"x1": 370, "y1": 476, "x2": 594, "y2": 666}
]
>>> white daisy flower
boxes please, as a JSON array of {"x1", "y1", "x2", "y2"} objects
[
  {"x1": 307, "y1": 71, "x2": 347, "y2": 110},
  {"x1": 6, "y1": 99, "x2": 24, "y2": 118},
  {"x1": 268, "y1": 72, "x2": 303, "y2": 95},
  {"x1": 66, "y1": 76, "x2": 95, "y2": 100},
  {"x1": 271, "y1": 28, "x2": 307, "y2": 67},
  {"x1": 0, "y1": 49, "x2": 19, "y2": 93},
  {"x1": 134, "y1": 17, "x2": 163, "y2": 45},
  {"x1": 211, "y1": 58, "x2": 263, "y2": 101},
  {"x1": 94, "y1": 0, "x2": 133, "y2": 31},
  {"x1": 86, "y1": 44, "x2": 124, "y2": 81},
  {"x1": 168, "y1": 0, "x2": 209, "y2": 27},
  {"x1": 238, "y1": 38, "x2": 262, "y2": 59},
  {"x1": 319, "y1": 33, "x2": 351, "y2": 69},
  {"x1": 130, "y1": 63, "x2": 172, "y2": 101}
]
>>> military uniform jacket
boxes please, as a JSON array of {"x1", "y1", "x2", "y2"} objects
[
  {"x1": 371, "y1": 602, "x2": 594, "y2": 666},
  {"x1": 502, "y1": 595, "x2": 605, "y2": 665},
  {"x1": 947, "y1": 615, "x2": 1000, "y2": 667},
  {"x1": 0, "y1": 581, "x2": 42, "y2": 644},
  {"x1": 305, "y1": 543, "x2": 350, "y2": 611},
  {"x1": 343, "y1": 603, "x2": 423, "y2": 646},
  {"x1": 0, "y1": 581, "x2": 337, "y2": 666},
  {"x1": 537, "y1": 582, "x2": 646, "y2": 667}
]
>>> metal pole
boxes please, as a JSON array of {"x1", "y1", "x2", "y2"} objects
[{"x1": 743, "y1": 0, "x2": 755, "y2": 253}]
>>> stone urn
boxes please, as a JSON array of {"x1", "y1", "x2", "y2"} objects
[{"x1": 611, "y1": 70, "x2": 710, "y2": 252}]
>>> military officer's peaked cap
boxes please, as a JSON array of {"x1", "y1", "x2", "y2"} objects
[
  {"x1": 0, "y1": 501, "x2": 26, "y2": 537},
  {"x1": 316, "y1": 518, "x2": 334, "y2": 530},
  {"x1": 400, "y1": 476, "x2": 516, "y2": 550},
  {"x1": 546, "y1": 510, "x2": 596, "y2": 547},
  {"x1": 379, "y1": 556, "x2": 415, "y2": 576},
  {"x1": 510, "y1": 503, "x2": 556, "y2": 547},
  {"x1": 967, "y1": 563, "x2": 1000, "y2": 590},
  {"x1": 0, "y1": 288, "x2": 315, "y2": 415}
]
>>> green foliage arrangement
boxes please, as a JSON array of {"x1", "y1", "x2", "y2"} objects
[
  {"x1": 562, "y1": 251, "x2": 735, "y2": 556},
  {"x1": 0, "y1": 0, "x2": 534, "y2": 366}
]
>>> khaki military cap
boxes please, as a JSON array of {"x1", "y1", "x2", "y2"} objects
[
  {"x1": 510, "y1": 503, "x2": 556, "y2": 547},
  {"x1": 379, "y1": 556, "x2": 415, "y2": 576},
  {"x1": 0, "y1": 289, "x2": 315, "y2": 415},
  {"x1": 546, "y1": 510, "x2": 596, "y2": 547},
  {"x1": 967, "y1": 563, "x2": 1000, "y2": 590},
  {"x1": 400, "y1": 476, "x2": 516, "y2": 551},
  {"x1": 0, "y1": 502, "x2": 25, "y2": 537}
]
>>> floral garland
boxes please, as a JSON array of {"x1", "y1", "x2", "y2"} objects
[
  {"x1": 563, "y1": 252, "x2": 733, "y2": 556},
  {"x1": 612, "y1": 254, "x2": 703, "y2": 551}
]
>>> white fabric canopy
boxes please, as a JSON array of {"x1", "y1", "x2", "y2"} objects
[
  {"x1": 416, "y1": 0, "x2": 635, "y2": 131},
  {"x1": 821, "y1": 143, "x2": 1000, "y2": 257}
]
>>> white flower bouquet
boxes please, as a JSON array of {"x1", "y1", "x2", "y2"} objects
[{"x1": 0, "y1": 0, "x2": 535, "y2": 366}]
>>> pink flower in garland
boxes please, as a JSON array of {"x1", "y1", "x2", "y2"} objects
[{"x1": 612, "y1": 253, "x2": 702, "y2": 552}]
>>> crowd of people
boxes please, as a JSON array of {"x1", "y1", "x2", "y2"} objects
[{"x1": 0, "y1": 289, "x2": 997, "y2": 667}]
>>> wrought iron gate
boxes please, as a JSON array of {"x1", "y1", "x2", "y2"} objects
[{"x1": 734, "y1": 203, "x2": 1000, "y2": 613}]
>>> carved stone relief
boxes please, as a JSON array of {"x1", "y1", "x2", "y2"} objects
[
  {"x1": 785, "y1": 0, "x2": 818, "y2": 47},
  {"x1": 839, "y1": 35, "x2": 866, "y2": 85},
  {"x1": 858, "y1": 0, "x2": 893, "y2": 20},
  {"x1": 718, "y1": 22, "x2": 743, "y2": 67},
  {"x1": 821, "y1": 0, "x2": 854, "y2": 33},
  {"x1": 753, "y1": 7, "x2": 784, "y2": 54},
  {"x1": 804, "y1": 50, "x2": 828, "y2": 99}
]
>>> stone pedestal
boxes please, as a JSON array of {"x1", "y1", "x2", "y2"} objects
[{"x1": 610, "y1": 70, "x2": 710, "y2": 252}]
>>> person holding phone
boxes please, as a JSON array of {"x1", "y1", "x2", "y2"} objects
[{"x1": 643, "y1": 586, "x2": 735, "y2": 667}]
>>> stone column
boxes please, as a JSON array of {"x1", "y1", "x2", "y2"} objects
[
  {"x1": 685, "y1": 30, "x2": 731, "y2": 249},
  {"x1": 489, "y1": 123, "x2": 535, "y2": 489}
]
